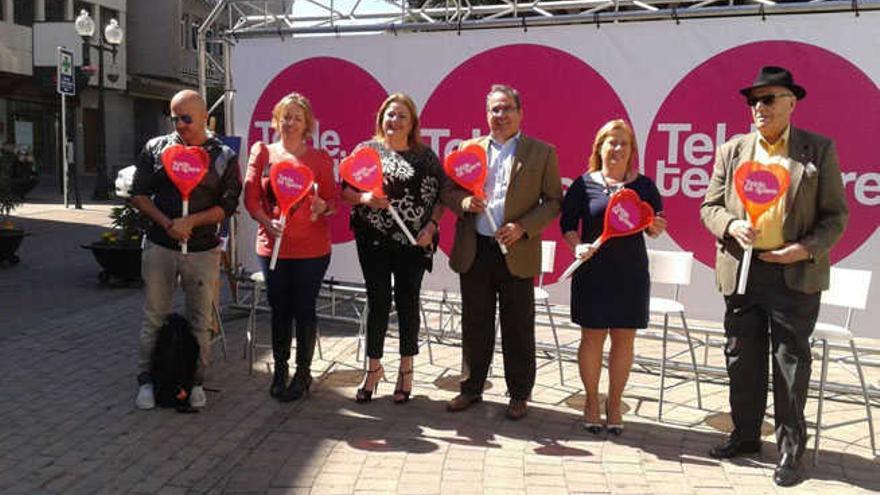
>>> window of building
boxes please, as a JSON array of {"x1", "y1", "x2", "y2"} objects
[
  {"x1": 206, "y1": 29, "x2": 221, "y2": 57},
  {"x1": 45, "y1": 0, "x2": 67, "y2": 21},
  {"x1": 100, "y1": 6, "x2": 119, "y2": 40},
  {"x1": 180, "y1": 14, "x2": 189, "y2": 49},
  {"x1": 191, "y1": 18, "x2": 201, "y2": 51},
  {"x1": 13, "y1": 0, "x2": 34, "y2": 26},
  {"x1": 74, "y1": 1, "x2": 93, "y2": 17},
  {"x1": 1, "y1": 0, "x2": 5, "y2": 22}
]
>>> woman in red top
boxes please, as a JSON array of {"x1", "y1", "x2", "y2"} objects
[{"x1": 244, "y1": 92, "x2": 337, "y2": 402}]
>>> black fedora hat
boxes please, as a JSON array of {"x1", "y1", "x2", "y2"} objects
[{"x1": 739, "y1": 66, "x2": 806, "y2": 100}]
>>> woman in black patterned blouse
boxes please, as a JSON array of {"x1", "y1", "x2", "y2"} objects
[{"x1": 341, "y1": 93, "x2": 446, "y2": 404}]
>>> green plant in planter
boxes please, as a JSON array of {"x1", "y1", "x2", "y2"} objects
[
  {"x1": 0, "y1": 159, "x2": 28, "y2": 265},
  {"x1": 0, "y1": 158, "x2": 25, "y2": 230},
  {"x1": 97, "y1": 203, "x2": 150, "y2": 248}
]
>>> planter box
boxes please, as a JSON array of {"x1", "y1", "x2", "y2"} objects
[
  {"x1": 82, "y1": 242, "x2": 142, "y2": 284},
  {"x1": 0, "y1": 229, "x2": 26, "y2": 265}
]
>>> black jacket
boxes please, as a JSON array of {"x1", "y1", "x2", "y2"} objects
[{"x1": 131, "y1": 132, "x2": 242, "y2": 252}]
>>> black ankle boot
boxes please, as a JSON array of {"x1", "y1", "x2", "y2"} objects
[
  {"x1": 279, "y1": 369, "x2": 312, "y2": 402},
  {"x1": 270, "y1": 366, "x2": 289, "y2": 398},
  {"x1": 270, "y1": 324, "x2": 292, "y2": 398}
]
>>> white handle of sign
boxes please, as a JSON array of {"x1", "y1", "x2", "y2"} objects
[
  {"x1": 181, "y1": 200, "x2": 189, "y2": 255},
  {"x1": 736, "y1": 246, "x2": 753, "y2": 295},
  {"x1": 484, "y1": 206, "x2": 508, "y2": 255},
  {"x1": 310, "y1": 183, "x2": 319, "y2": 222},
  {"x1": 560, "y1": 240, "x2": 602, "y2": 280},
  {"x1": 388, "y1": 205, "x2": 417, "y2": 245},
  {"x1": 269, "y1": 214, "x2": 287, "y2": 271}
]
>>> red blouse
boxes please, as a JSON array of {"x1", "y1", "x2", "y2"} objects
[{"x1": 244, "y1": 142, "x2": 337, "y2": 259}]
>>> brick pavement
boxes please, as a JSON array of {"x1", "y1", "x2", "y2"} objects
[{"x1": 1, "y1": 192, "x2": 879, "y2": 494}]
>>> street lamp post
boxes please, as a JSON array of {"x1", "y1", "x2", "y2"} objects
[{"x1": 75, "y1": 10, "x2": 123, "y2": 200}]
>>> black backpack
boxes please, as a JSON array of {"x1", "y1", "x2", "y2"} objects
[{"x1": 151, "y1": 313, "x2": 200, "y2": 413}]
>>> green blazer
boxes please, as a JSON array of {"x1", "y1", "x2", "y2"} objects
[
  {"x1": 441, "y1": 135, "x2": 563, "y2": 279},
  {"x1": 700, "y1": 126, "x2": 848, "y2": 295}
]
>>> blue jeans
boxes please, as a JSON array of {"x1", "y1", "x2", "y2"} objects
[{"x1": 259, "y1": 254, "x2": 330, "y2": 371}]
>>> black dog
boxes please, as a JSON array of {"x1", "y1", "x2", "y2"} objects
[{"x1": 151, "y1": 313, "x2": 200, "y2": 413}]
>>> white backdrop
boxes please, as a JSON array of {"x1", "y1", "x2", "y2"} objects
[{"x1": 231, "y1": 12, "x2": 880, "y2": 337}]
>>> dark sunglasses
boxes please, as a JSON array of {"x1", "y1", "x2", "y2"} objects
[
  {"x1": 170, "y1": 114, "x2": 193, "y2": 125},
  {"x1": 746, "y1": 93, "x2": 793, "y2": 108}
]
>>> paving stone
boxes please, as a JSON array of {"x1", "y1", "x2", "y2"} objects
[{"x1": 1, "y1": 197, "x2": 879, "y2": 494}]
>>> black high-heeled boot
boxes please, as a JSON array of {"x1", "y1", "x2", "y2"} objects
[
  {"x1": 270, "y1": 322, "x2": 292, "y2": 398},
  {"x1": 279, "y1": 368, "x2": 312, "y2": 402},
  {"x1": 278, "y1": 322, "x2": 318, "y2": 402}
]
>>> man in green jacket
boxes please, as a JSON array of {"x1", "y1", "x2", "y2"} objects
[{"x1": 700, "y1": 66, "x2": 848, "y2": 487}]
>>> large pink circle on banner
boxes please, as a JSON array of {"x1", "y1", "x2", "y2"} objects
[
  {"x1": 247, "y1": 57, "x2": 387, "y2": 244},
  {"x1": 421, "y1": 44, "x2": 630, "y2": 284},
  {"x1": 645, "y1": 41, "x2": 879, "y2": 267}
]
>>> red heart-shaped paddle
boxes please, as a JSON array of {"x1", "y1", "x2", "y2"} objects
[
  {"x1": 600, "y1": 188, "x2": 655, "y2": 243},
  {"x1": 734, "y1": 161, "x2": 791, "y2": 224},
  {"x1": 161, "y1": 144, "x2": 210, "y2": 200},
  {"x1": 444, "y1": 145, "x2": 488, "y2": 200},
  {"x1": 339, "y1": 147, "x2": 384, "y2": 198},
  {"x1": 270, "y1": 160, "x2": 315, "y2": 215}
]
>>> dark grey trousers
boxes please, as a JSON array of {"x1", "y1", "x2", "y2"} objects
[
  {"x1": 723, "y1": 257, "x2": 820, "y2": 458},
  {"x1": 459, "y1": 235, "x2": 536, "y2": 401}
]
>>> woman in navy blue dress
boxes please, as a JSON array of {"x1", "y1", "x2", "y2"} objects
[{"x1": 560, "y1": 119, "x2": 666, "y2": 435}]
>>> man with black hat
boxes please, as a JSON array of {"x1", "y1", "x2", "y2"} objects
[{"x1": 700, "y1": 66, "x2": 848, "y2": 486}]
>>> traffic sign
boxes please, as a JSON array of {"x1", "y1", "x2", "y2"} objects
[{"x1": 57, "y1": 47, "x2": 75, "y2": 95}]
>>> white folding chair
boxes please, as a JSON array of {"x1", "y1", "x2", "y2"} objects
[
  {"x1": 489, "y1": 241, "x2": 564, "y2": 384},
  {"x1": 648, "y1": 249, "x2": 702, "y2": 421},
  {"x1": 211, "y1": 301, "x2": 228, "y2": 361},
  {"x1": 245, "y1": 271, "x2": 266, "y2": 373},
  {"x1": 811, "y1": 267, "x2": 875, "y2": 465},
  {"x1": 318, "y1": 277, "x2": 369, "y2": 358},
  {"x1": 245, "y1": 271, "x2": 323, "y2": 373},
  {"x1": 536, "y1": 240, "x2": 565, "y2": 384},
  {"x1": 324, "y1": 277, "x2": 420, "y2": 370}
]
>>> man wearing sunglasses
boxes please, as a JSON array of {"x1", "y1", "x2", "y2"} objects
[
  {"x1": 130, "y1": 90, "x2": 242, "y2": 411},
  {"x1": 701, "y1": 66, "x2": 848, "y2": 486}
]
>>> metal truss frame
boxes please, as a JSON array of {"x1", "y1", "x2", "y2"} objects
[
  {"x1": 196, "y1": 0, "x2": 876, "y2": 288},
  {"x1": 196, "y1": 0, "x2": 877, "y2": 146},
  {"x1": 200, "y1": 2, "x2": 880, "y2": 419}
]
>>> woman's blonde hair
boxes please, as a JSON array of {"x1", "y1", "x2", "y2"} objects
[
  {"x1": 588, "y1": 119, "x2": 637, "y2": 173},
  {"x1": 373, "y1": 93, "x2": 424, "y2": 150},
  {"x1": 271, "y1": 92, "x2": 315, "y2": 138}
]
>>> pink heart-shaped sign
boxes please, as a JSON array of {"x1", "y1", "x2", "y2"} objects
[
  {"x1": 339, "y1": 147, "x2": 384, "y2": 198},
  {"x1": 600, "y1": 188, "x2": 655, "y2": 242},
  {"x1": 161, "y1": 144, "x2": 210, "y2": 200},
  {"x1": 734, "y1": 161, "x2": 791, "y2": 224},
  {"x1": 270, "y1": 160, "x2": 315, "y2": 214},
  {"x1": 444, "y1": 145, "x2": 488, "y2": 199}
]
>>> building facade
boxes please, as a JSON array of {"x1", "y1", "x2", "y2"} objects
[
  {"x1": 0, "y1": 0, "x2": 128, "y2": 187},
  {"x1": 1, "y1": 0, "x2": 223, "y2": 193},
  {"x1": 127, "y1": 0, "x2": 225, "y2": 153}
]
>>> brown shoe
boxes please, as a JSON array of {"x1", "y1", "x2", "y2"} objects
[
  {"x1": 506, "y1": 399, "x2": 528, "y2": 420},
  {"x1": 446, "y1": 393, "x2": 482, "y2": 412}
]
